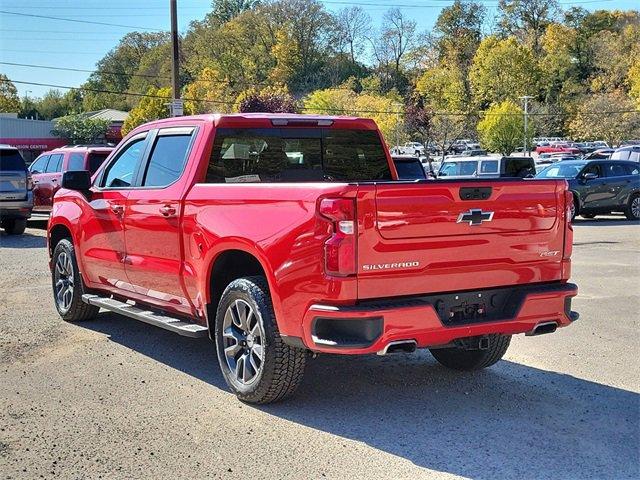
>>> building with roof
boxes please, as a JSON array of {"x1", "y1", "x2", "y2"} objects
[
  {"x1": 76, "y1": 109, "x2": 129, "y2": 143},
  {"x1": 0, "y1": 113, "x2": 66, "y2": 163}
]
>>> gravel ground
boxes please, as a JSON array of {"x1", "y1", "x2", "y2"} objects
[{"x1": 1, "y1": 216, "x2": 638, "y2": 479}]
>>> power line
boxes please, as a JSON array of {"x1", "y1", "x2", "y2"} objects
[{"x1": 0, "y1": 10, "x2": 165, "y2": 31}]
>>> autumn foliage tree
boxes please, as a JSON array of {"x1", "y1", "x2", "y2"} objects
[{"x1": 477, "y1": 100, "x2": 529, "y2": 155}]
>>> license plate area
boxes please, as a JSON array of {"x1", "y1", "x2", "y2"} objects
[{"x1": 431, "y1": 288, "x2": 521, "y2": 326}]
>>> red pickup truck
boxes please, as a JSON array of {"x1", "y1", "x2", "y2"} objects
[{"x1": 47, "y1": 114, "x2": 578, "y2": 404}]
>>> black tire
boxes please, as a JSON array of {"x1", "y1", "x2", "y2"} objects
[
  {"x1": 570, "y1": 194, "x2": 579, "y2": 221},
  {"x1": 625, "y1": 194, "x2": 640, "y2": 221},
  {"x1": 51, "y1": 239, "x2": 99, "y2": 322},
  {"x1": 581, "y1": 213, "x2": 596, "y2": 219},
  {"x1": 214, "y1": 276, "x2": 306, "y2": 404},
  {"x1": 2, "y1": 218, "x2": 27, "y2": 235},
  {"x1": 429, "y1": 334, "x2": 511, "y2": 371}
]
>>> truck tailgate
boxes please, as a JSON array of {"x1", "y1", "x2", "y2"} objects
[{"x1": 356, "y1": 179, "x2": 568, "y2": 299}]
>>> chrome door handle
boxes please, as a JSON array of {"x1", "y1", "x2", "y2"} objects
[
  {"x1": 159, "y1": 205, "x2": 176, "y2": 217},
  {"x1": 110, "y1": 204, "x2": 124, "y2": 215}
]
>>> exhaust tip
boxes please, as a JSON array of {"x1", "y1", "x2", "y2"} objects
[
  {"x1": 527, "y1": 321, "x2": 558, "y2": 336},
  {"x1": 377, "y1": 340, "x2": 417, "y2": 355}
]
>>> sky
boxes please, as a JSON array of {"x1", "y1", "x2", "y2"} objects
[{"x1": 0, "y1": 0, "x2": 635, "y2": 98}]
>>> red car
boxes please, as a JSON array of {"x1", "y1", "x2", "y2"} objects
[
  {"x1": 47, "y1": 114, "x2": 578, "y2": 403},
  {"x1": 29, "y1": 145, "x2": 113, "y2": 213},
  {"x1": 536, "y1": 142, "x2": 582, "y2": 155}
]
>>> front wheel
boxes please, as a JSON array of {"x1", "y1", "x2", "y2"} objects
[
  {"x1": 625, "y1": 194, "x2": 640, "y2": 221},
  {"x1": 2, "y1": 218, "x2": 27, "y2": 235},
  {"x1": 429, "y1": 334, "x2": 511, "y2": 371},
  {"x1": 214, "y1": 276, "x2": 306, "y2": 404},
  {"x1": 51, "y1": 239, "x2": 99, "y2": 322}
]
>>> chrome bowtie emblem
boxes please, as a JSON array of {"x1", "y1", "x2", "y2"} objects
[{"x1": 457, "y1": 209, "x2": 494, "y2": 226}]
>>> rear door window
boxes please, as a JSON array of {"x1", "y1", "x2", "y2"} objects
[
  {"x1": 0, "y1": 149, "x2": 27, "y2": 171},
  {"x1": 603, "y1": 163, "x2": 627, "y2": 177},
  {"x1": 206, "y1": 128, "x2": 391, "y2": 183},
  {"x1": 479, "y1": 160, "x2": 498, "y2": 174},
  {"x1": 45, "y1": 154, "x2": 64, "y2": 173},
  {"x1": 67, "y1": 153, "x2": 86, "y2": 171},
  {"x1": 142, "y1": 129, "x2": 193, "y2": 187}
]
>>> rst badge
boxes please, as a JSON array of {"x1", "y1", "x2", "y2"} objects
[{"x1": 456, "y1": 209, "x2": 494, "y2": 226}]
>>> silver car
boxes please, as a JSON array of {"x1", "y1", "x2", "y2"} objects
[{"x1": 0, "y1": 145, "x2": 32, "y2": 235}]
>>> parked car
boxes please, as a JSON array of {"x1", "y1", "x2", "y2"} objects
[
  {"x1": 0, "y1": 145, "x2": 32, "y2": 234},
  {"x1": 29, "y1": 145, "x2": 114, "y2": 213},
  {"x1": 460, "y1": 148, "x2": 487, "y2": 157},
  {"x1": 437, "y1": 156, "x2": 536, "y2": 179},
  {"x1": 611, "y1": 145, "x2": 640, "y2": 162},
  {"x1": 536, "y1": 142, "x2": 582, "y2": 155},
  {"x1": 391, "y1": 155, "x2": 427, "y2": 180},
  {"x1": 584, "y1": 148, "x2": 614, "y2": 160},
  {"x1": 47, "y1": 113, "x2": 578, "y2": 404},
  {"x1": 449, "y1": 139, "x2": 480, "y2": 154},
  {"x1": 536, "y1": 159, "x2": 640, "y2": 220}
]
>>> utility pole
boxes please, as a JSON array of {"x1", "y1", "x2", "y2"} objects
[
  {"x1": 519, "y1": 95, "x2": 534, "y2": 155},
  {"x1": 170, "y1": 0, "x2": 183, "y2": 116}
]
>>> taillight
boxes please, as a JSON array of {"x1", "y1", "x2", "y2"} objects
[
  {"x1": 319, "y1": 198, "x2": 356, "y2": 276},
  {"x1": 562, "y1": 187, "x2": 574, "y2": 279}
]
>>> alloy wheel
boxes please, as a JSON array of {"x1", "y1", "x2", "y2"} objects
[
  {"x1": 632, "y1": 197, "x2": 640, "y2": 219},
  {"x1": 222, "y1": 299, "x2": 265, "y2": 386},
  {"x1": 54, "y1": 251, "x2": 74, "y2": 313}
]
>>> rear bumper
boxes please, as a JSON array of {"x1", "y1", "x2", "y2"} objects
[
  {"x1": 0, "y1": 192, "x2": 33, "y2": 219},
  {"x1": 297, "y1": 282, "x2": 578, "y2": 354}
]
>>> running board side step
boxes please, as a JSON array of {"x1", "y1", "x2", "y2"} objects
[{"x1": 82, "y1": 294, "x2": 208, "y2": 338}]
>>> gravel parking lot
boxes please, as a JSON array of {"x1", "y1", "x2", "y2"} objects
[{"x1": 1, "y1": 217, "x2": 638, "y2": 479}]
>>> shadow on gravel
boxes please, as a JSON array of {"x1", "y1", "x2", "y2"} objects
[
  {"x1": 0, "y1": 231, "x2": 46, "y2": 248},
  {"x1": 82, "y1": 312, "x2": 639, "y2": 479}
]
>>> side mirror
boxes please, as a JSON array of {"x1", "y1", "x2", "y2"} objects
[
  {"x1": 62, "y1": 170, "x2": 92, "y2": 191},
  {"x1": 582, "y1": 172, "x2": 598, "y2": 181}
]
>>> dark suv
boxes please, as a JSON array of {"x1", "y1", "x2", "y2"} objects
[
  {"x1": 536, "y1": 159, "x2": 640, "y2": 220},
  {"x1": 0, "y1": 145, "x2": 32, "y2": 234}
]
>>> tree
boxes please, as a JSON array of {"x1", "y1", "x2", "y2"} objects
[
  {"x1": 183, "y1": 67, "x2": 235, "y2": 115},
  {"x1": 121, "y1": 87, "x2": 172, "y2": 135},
  {"x1": 371, "y1": 9, "x2": 417, "y2": 92},
  {"x1": 0, "y1": 74, "x2": 20, "y2": 113},
  {"x1": 568, "y1": 92, "x2": 640, "y2": 145},
  {"x1": 209, "y1": 0, "x2": 260, "y2": 25},
  {"x1": 415, "y1": 66, "x2": 466, "y2": 112},
  {"x1": 336, "y1": 7, "x2": 370, "y2": 66},
  {"x1": 629, "y1": 60, "x2": 640, "y2": 107},
  {"x1": 477, "y1": 100, "x2": 528, "y2": 155},
  {"x1": 497, "y1": 0, "x2": 559, "y2": 54},
  {"x1": 469, "y1": 36, "x2": 540, "y2": 109},
  {"x1": 235, "y1": 86, "x2": 299, "y2": 113},
  {"x1": 51, "y1": 114, "x2": 110, "y2": 144}
]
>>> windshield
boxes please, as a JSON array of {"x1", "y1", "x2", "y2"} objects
[
  {"x1": 536, "y1": 163, "x2": 585, "y2": 178},
  {"x1": 439, "y1": 161, "x2": 477, "y2": 177}
]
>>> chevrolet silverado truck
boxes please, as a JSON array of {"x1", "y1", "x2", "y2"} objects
[{"x1": 47, "y1": 114, "x2": 579, "y2": 404}]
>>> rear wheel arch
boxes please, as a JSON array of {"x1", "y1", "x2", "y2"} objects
[{"x1": 207, "y1": 249, "x2": 274, "y2": 333}]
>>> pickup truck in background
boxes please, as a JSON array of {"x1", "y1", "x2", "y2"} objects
[{"x1": 47, "y1": 114, "x2": 579, "y2": 404}]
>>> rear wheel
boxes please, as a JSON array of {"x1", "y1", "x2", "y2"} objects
[
  {"x1": 429, "y1": 334, "x2": 511, "y2": 371},
  {"x1": 51, "y1": 239, "x2": 99, "y2": 322},
  {"x1": 625, "y1": 194, "x2": 640, "y2": 221},
  {"x1": 214, "y1": 276, "x2": 306, "y2": 404},
  {"x1": 2, "y1": 218, "x2": 27, "y2": 235}
]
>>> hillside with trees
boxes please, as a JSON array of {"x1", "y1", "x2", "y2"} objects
[{"x1": 2, "y1": 0, "x2": 639, "y2": 145}]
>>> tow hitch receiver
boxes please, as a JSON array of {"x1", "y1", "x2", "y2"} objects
[{"x1": 455, "y1": 336, "x2": 490, "y2": 350}]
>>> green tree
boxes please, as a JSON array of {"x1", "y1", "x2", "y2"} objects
[
  {"x1": 209, "y1": 0, "x2": 260, "y2": 24},
  {"x1": 477, "y1": 100, "x2": 528, "y2": 155},
  {"x1": 469, "y1": 36, "x2": 540, "y2": 109},
  {"x1": 628, "y1": 60, "x2": 640, "y2": 107},
  {"x1": 568, "y1": 92, "x2": 640, "y2": 145},
  {"x1": 415, "y1": 66, "x2": 466, "y2": 112},
  {"x1": 121, "y1": 87, "x2": 171, "y2": 135},
  {"x1": 0, "y1": 74, "x2": 21, "y2": 113},
  {"x1": 235, "y1": 86, "x2": 298, "y2": 113},
  {"x1": 497, "y1": 0, "x2": 559, "y2": 54},
  {"x1": 51, "y1": 114, "x2": 110, "y2": 144}
]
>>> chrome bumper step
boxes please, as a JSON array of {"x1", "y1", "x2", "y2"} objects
[{"x1": 82, "y1": 294, "x2": 208, "y2": 338}]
